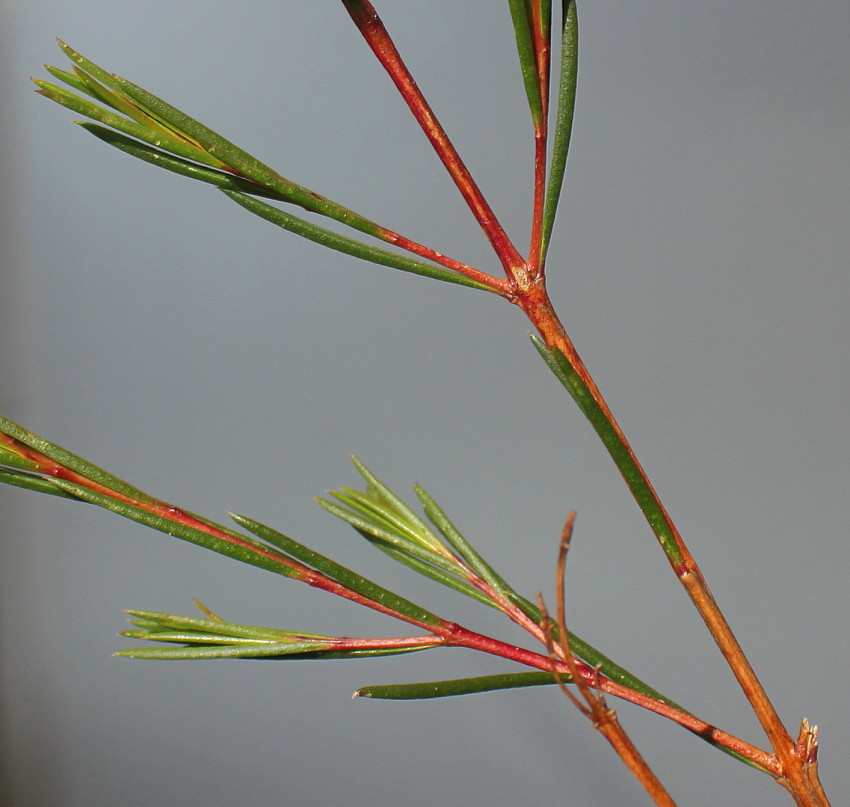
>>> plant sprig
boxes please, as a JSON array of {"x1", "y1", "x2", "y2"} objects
[
  {"x1": 5, "y1": 2, "x2": 834, "y2": 803},
  {"x1": 0, "y1": 416, "x2": 774, "y2": 772}
]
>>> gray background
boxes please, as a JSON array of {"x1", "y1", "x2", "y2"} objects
[{"x1": 3, "y1": 2, "x2": 849, "y2": 805}]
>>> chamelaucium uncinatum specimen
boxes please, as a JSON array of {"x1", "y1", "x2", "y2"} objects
[{"x1": 2, "y1": 3, "x2": 840, "y2": 804}]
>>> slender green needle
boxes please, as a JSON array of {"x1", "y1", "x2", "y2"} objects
[
  {"x1": 357, "y1": 671, "x2": 559, "y2": 700},
  {"x1": 328, "y1": 486, "x2": 444, "y2": 555},
  {"x1": 105, "y1": 70, "x2": 389, "y2": 236},
  {"x1": 123, "y1": 610, "x2": 322, "y2": 642},
  {"x1": 34, "y1": 80, "x2": 225, "y2": 169},
  {"x1": 43, "y1": 64, "x2": 91, "y2": 96},
  {"x1": 41, "y1": 45, "x2": 498, "y2": 295},
  {"x1": 320, "y1": 496, "x2": 465, "y2": 579},
  {"x1": 117, "y1": 641, "x2": 335, "y2": 660},
  {"x1": 0, "y1": 445, "x2": 41, "y2": 473},
  {"x1": 43, "y1": 476, "x2": 304, "y2": 580},
  {"x1": 350, "y1": 456, "x2": 447, "y2": 554},
  {"x1": 540, "y1": 0, "x2": 578, "y2": 260},
  {"x1": 51, "y1": 42, "x2": 398, "y2": 239},
  {"x1": 508, "y1": 0, "x2": 544, "y2": 129},
  {"x1": 222, "y1": 190, "x2": 493, "y2": 292},
  {"x1": 0, "y1": 467, "x2": 77, "y2": 499},
  {"x1": 118, "y1": 609, "x2": 438, "y2": 660},
  {"x1": 317, "y1": 495, "x2": 499, "y2": 608},
  {"x1": 117, "y1": 642, "x2": 435, "y2": 661},
  {"x1": 414, "y1": 484, "x2": 523, "y2": 610},
  {"x1": 352, "y1": 531, "x2": 498, "y2": 610},
  {"x1": 77, "y1": 124, "x2": 288, "y2": 200},
  {"x1": 0, "y1": 414, "x2": 156, "y2": 504},
  {"x1": 530, "y1": 336, "x2": 683, "y2": 564},
  {"x1": 230, "y1": 512, "x2": 445, "y2": 628}
]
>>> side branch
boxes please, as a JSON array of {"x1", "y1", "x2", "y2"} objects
[{"x1": 342, "y1": 0, "x2": 528, "y2": 281}]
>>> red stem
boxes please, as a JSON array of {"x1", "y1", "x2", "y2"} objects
[
  {"x1": 528, "y1": 132, "x2": 548, "y2": 273},
  {"x1": 5, "y1": 433, "x2": 776, "y2": 772},
  {"x1": 329, "y1": 635, "x2": 445, "y2": 651},
  {"x1": 374, "y1": 224, "x2": 511, "y2": 294},
  {"x1": 439, "y1": 620, "x2": 777, "y2": 773},
  {"x1": 342, "y1": 0, "x2": 528, "y2": 282},
  {"x1": 527, "y1": 2, "x2": 550, "y2": 273},
  {"x1": 7, "y1": 436, "x2": 449, "y2": 634}
]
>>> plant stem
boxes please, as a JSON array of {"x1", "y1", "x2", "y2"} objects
[
  {"x1": 441, "y1": 621, "x2": 776, "y2": 772},
  {"x1": 527, "y1": 2, "x2": 550, "y2": 272},
  {"x1": 514, "y1": 277, "x2": 830, "y2": 806},
  {"x1": 544, "y1": 513, "x2": 679, "y2": 806},
  {"x1": 342, "y1": 0, "x2": 528, "y2": 282}
]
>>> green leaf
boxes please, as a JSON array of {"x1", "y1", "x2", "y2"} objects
[
  {"x1": 49, "y1": 43, "x2": 390, "y2": 237},
  {"x1": 118, "y1": 608, "x2": 438, "y2": 660},
  {"x1": 42, "y1": 476, "x2": 307, "y2": 581},
  {"x1": 351, "y1": 456, "x2": 448, "y2": 554},
  {"x1": 229, "y1": 512, "x2": 446, "y2": 628},
  {"x1": 320, "y1": 503, "x2": 498, "y2": 609},
  {"x1": 530, "y1": 335, "x2": 683, "y2": 565},
  {"x1": 41, "y1": 45, "x2": 497, "y2": 295},
  {"x1": 77, "y1": 124, "x2": 288, "y2": 200},
  {"x1": 0, "y1": 414, "x2": 157, "y2": 504},
  {"x1": 328, "y1": 485, "x2": 446, "y2": 557},
  {"x1": 356, "y1": 671, "x2": 559, "y2": 699},
  {"x1": 105, "y1": 69, "x2": 388, "y2": 236},
  {"x1": 43, "y1": 64, "x2": 94, "y2": 97},
  {"x1": 56, "y1": 41, "x2": 210, "y2": 147},
  {"x1": 318, "y1": 460, "x2": 502, "y2": 609},
  {"x1": 222, "y1": 190, "x2": 493, "y2": 292},
  {"x1": 34, "y1": 79, "x2": 226, "y2": 170},
  {"x1": 0, "y1": 467, "x2": 78, "y2": 499},
  {"x1": 413, "y1": 484, "x2": 524, "y2": 611},
  {"x1": 540, "y1": 0, "x2": 578, "y2": 260},
  {"x1": 117, "y1": 641, "x2": 435, "y2": 661},
  {"x1": 319, "y1": 495, "x2": 476, "y2": 586},
  {"x1": 508, "y1": 0, "x2": 544, "y2": 129},
  {"x1": 123, "y1": 610, "x2": 321, "y2": 642}
]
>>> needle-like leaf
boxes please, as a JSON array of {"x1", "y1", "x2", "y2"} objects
[
  {"x1": 222, "y1": 191, "x2": 495, "y2": 292},
  {"x1": 356, "y1": 671, "x2": 559, "y2": 700},
  {"x1": 540, "y1": 0, "x2": 578, "y2": 260},
  {"x1": 316, "y1": 496, "x2": 497, "y2": 609},
  {"x1": 77, "y1": 123, "x2": 298, "y2": 201},
  {"x1": 508, "y1": 0, "x2": 545, "y2": 129},
  {"x1": 0, "y1": 413, "x2": 157, "y2": 504},
  {"x1": 44, "y1": 477, "x2": 307, "y2": 580},
  {"x1": 116, "y1": 609, "x2": 437, "y2": 660},
  {"x1": 530, "y1": 335, "x2": 684, "y2": 565},
  {"x1": 42, "y1": 44, "x2": 415, "y2": 242},
  {"x1": 413, "y1": 484, "x2": 524, "y2": 609},
  {"x1": 34, "y1": 80, "x2": 227, "y2": 169},
  {"x1": 230, "y1": 512, "x2": 446, "y2": 628},
  {"x1": 0, "y1": 467, "x2": 78, "y2": 499}
]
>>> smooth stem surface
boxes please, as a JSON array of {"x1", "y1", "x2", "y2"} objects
[
  {"x1": 527, "y1": 3, "x2": 550, "y2": 271},
  {"x1": 342, "y1": 0, "x2": 528, "y2": 282},
  {"x1": 514, "y1": 278, "x2": 830, "y2": 806},
  {"x1": 443, "y1": 620, "x2": 775, "y2": 772},
  {"x1": 548, "y1": 514, "x2": 678, "y2": 806}
]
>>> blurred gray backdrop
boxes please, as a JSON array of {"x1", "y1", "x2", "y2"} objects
[{"x1": 3, "y1": 2, "x2": 849, "y2": 806}]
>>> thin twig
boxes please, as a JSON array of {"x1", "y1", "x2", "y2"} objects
[
  {"x1": 527, "y1": 1, "x2": 550, "y2": 273},
  {"x1": 539, "y1": 512, "x2": 679, "y2": 807},
  {"x1": 341, "y1": 0, "x2": 528, "y2": 283}
]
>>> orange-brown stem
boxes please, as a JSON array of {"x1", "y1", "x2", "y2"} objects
[
  {"x1": 544, "y1": 516, "x2": 679, "y2": 806},
  {"x1": 512, "y1": 278, "x2": 830, "y2": 805}
]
